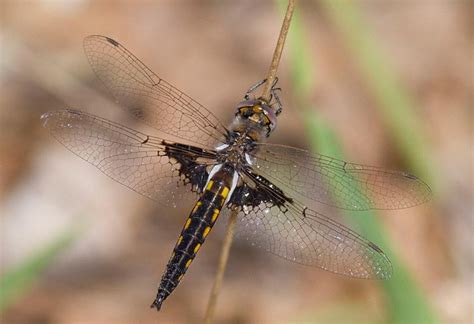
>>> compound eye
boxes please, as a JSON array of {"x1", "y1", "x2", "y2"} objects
[
  {"x1": 238, "y1": 107, "x2": 252, "y2": 117},
  {"x1": 261, "y1": 104, "x2": 277, "y2": 131}
]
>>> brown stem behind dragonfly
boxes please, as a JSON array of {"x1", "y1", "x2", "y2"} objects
[
  {"x1": 203, "y1": 1, "x2": 296, "y2": 323},
  {"x1": 203, "y1": 209, "x2": 238, "y2": 324},
  {"x1": 261, "y1": 0, "x2": 296, "y2": 103}
]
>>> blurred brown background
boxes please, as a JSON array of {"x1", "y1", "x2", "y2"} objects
[{"x1": 0, "y1": 1, "x2": 472, "y2": 323}]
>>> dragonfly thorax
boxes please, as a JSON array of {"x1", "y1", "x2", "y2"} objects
[
  {"x1": 216, "y1": 132, "x2": 255, "y2": 168},
  {"x1": 232, "y1": 99, "x2": 277, "y2": 141}
]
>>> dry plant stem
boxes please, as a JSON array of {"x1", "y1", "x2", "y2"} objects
[
  {"x1": 203, "y1": 209, "x2": 238, "y2": 324},
  {"x1": 203, "y1": 2, "x2": 296, "y2": 323},
  {"x1": 261, "y1": 0, "x2": 296, "y2": 102}
]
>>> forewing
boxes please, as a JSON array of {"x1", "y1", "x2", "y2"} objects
[
  {"x1": 251, "y1": 143, "x2": 432, "y2": 210},
  {"x1": 228, "y1": 170, "x2": 392, "y2": 279},
  {"x1": 41, "y1": 109, "x2": 216, "y2": 207},
  {"x1": 83, "y1": 35, "x2": 228, "y2": 150}
]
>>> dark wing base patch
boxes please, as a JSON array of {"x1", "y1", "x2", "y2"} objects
[
  {"x1": 164, "y1": 142, "x2": 214, "y2": 193},
  {"x1": 229, "y1": 168, "x2": 293, "y2": 211}
]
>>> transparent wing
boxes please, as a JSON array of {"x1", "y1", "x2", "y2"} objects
[
  {"x1": 251, "y1": 143, "x2": 432, "y2": 210},
  {"x1": 83, "y1": 35, "x2": 228, "y2": 150},
  {"x1": 228, "y1": 170, "x2": 392, "y2": 279},
  {"x1": 41, "y1": 109, "x2": 217, "y2": 207}
]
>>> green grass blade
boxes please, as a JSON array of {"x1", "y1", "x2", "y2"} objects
[
  {"x1": 319, "y1": 0, "x2": 437, "y2": 193},
  {"x1": 0, "y1": 226, "x2": 82, "y2": 312},
  {"x1": 304, "y1": 111, "x2": 437, "y2": 324},
  {"x1": 276, "y1": 1, "x2": 439, "y2": 323}
]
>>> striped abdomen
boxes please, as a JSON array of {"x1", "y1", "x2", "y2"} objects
[{"x1": 151, "y1": 163, "x2": 237, "y2": 310}]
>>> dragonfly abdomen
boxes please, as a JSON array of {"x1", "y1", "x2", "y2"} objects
[{"x1": 151, "y1": 163, "x2": 237, "y2": 311}]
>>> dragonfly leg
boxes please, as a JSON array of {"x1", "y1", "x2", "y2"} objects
[
  {"x1": 244, "y1": 78, "x2": 283, "y2": 114},
  {"x1": 244, "y1": 79, "x2": 267, "y2": 100},
  {"x1": 270, "y1": 86, "x2": 283, "y2": 115}
]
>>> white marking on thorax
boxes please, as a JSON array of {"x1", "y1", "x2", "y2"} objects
[
  {"x1": 245, "y1": 153, "x2": 253, "y2": 165},
  {"x1": 204, "y1": 164, "x2": 240, "y2": 204},
  {"x1": 225, "y1": 170, "x2": 240, "y2": 204},
  {"x1": 205, "y1": 164, "x2": 222, "y2": 189},
  {"x1": 215, "y1": 143, "x2": 229, "y2": 151}
]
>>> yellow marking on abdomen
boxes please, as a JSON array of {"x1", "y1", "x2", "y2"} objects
[
  {"x1": 194, "y1": 243, "x2": 201, "y2": 254},
  {"x1": 206, "y1": 180, "x2": 214, "y2": 191},
  {"x1": 211, "y1": 209, "x2": 220, "y2": 223},
  {"x1": 220, "y1": 186, "x2": 230, "y2": 199},
  {"x1": 184, "y1": 218, "x2": 192, "y2": 230},
  {"x1": 178, "y1": 274, "x2": 184, "y2": 281},
  {"x1": 177, "y1": 236, "x2": 183, "y2": 245},
  {"x1": 192, "y1": 201, "x2": 202, "y2": 213},
  {"x1": 185, "y1": 258, "x2": 192, "y2": 268},
  {"x1": 202, "y1": 226, "x2": 211, "y2": 239}
]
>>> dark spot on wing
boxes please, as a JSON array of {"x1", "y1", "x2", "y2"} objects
[
  {"x1": 302, "y1": 207, "x2": 308, "y2": 217},
  {"x1": 65, "y1": 109, "x2": 81, "y2": 116},
  {"x1": 105, "y1": 37, "x2": 119, "y2": 47},
  {"x1": 368, "y1": 241, "x2": 384, "y2": 254}
]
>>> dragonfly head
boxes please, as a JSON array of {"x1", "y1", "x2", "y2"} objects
[{"x1": 234, "y1": 99, "x2": 277, "y2": 138}]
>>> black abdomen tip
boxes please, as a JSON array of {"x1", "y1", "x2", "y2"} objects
[{"x1": 150, "y1": 296, "x2": 164, "y2": 311}]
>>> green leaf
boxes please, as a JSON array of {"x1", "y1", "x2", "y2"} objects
[
  {"x1": 0, "y1": 226, "x2": 82, "y2": 312},
  {"x1": 276, "y1": 1, "x2": 439, "y2": 323},
  {"x1": 319, "y1": 0, "x2": 438, "y2": 193}
]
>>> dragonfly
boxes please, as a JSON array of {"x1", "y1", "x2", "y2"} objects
[{"x1": 41, "y1": 35, "x2": 431, "y2": 311}]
